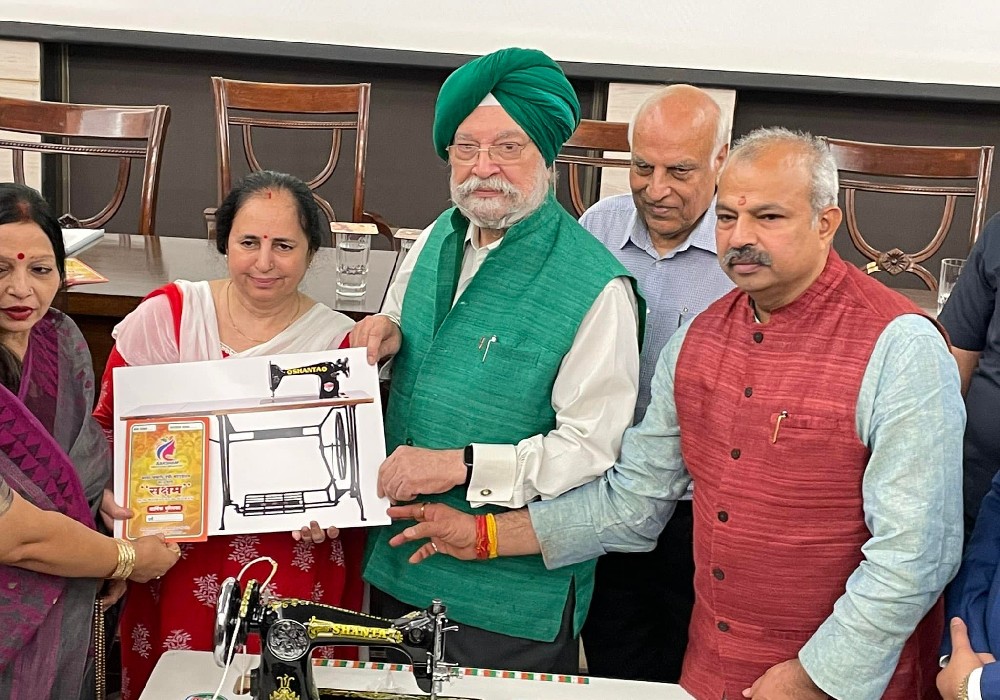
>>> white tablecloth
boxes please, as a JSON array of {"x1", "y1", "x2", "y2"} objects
[{"x1": 140, "y1": 650, "x2": 694, "y2": 699}]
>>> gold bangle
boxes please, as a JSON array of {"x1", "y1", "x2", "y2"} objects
[
  {"x1": 110, "y1": 539, "x2": 127, "y2": 579},
  {"x1": 109, "y1": 540, "x2": 125, "y2": 579},
  {"x1": 111, "y1": 538, "x2": 136, "y2": 580},
  {"x1": 123, "y1": 539, "x2": 136, "y2": 579}
]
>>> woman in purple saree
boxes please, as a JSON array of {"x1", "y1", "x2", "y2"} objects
[{"x1": 0, "y1": 183, "x2": 179, "y2": 700}]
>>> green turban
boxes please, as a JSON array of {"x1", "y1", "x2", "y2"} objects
[{"x1": 433, "y1": 47, "x2": 581, "y2": 166}]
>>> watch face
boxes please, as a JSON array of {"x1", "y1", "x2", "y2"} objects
[{"x1": 267, "y1": 619, "x2": 310, "y2": 662}]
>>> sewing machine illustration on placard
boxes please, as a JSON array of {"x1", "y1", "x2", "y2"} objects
[
  {"x1": 268, "y1": 358, "x2": 351, "y2": 400},
  {"x1": 213, "y1": 358, "x2": 369, "y2": 529},
  {"x1": 214, "y1": 578, "x2": 463, "y2": 699}
]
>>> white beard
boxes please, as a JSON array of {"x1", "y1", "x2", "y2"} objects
[{"x1": 451, "y1": 167, "x2": 551, "y2": 230}]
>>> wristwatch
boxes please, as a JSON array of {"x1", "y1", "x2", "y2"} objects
[
  {"x1": 462, "y1": 445, "x2": 474, "y2": 487},
  {"x1": 958, "y1": 671, "x2": 971, "y2": 700}
]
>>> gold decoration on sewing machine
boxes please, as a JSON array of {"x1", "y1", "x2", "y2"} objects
[
  {"x1": 270, "y1": 674, "x2": 300, "y2": 700},
  {"x1": 239, "y1": 580, "x2": 257, "y2": 620},
  {"x1": 317, "y1": 691, "x2": 468, "y2": 699},
  {"x1": 307, "y1": 616, "x2": 403, "y2": 644}
]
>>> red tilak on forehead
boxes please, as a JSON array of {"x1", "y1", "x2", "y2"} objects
[
  {"x1": 266, "y1": 190, "x2": 272, "y2": 199},
  {"x1": 263, "y1": 235, "x2": 268, "y2": 239},
  {"x1": 16, "y1": 253, "x2": 24, "y2": 260},
  {"x1": 738, "y1": 196, "x2": 747, "y2": 205}
]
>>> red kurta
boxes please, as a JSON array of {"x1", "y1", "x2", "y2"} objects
[{"x1": 673, "y1": 251, "x2": 943, "y2": 699}]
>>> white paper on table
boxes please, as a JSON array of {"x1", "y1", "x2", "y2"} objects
[
  {"x1": 112, "y1": 347, "x2": 390, "y2": 537},
  {"x1": 61, "y1": 228, "x2": 104, "y2": 256}
]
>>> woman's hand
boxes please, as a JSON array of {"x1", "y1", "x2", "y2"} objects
[
  {"x1": 99, "y1": 488, "x2": 134, "y2": 531},
  {"x1": 291, "y1": 520, "x2": 340, "y2": 544},
  {"x1": 129, "y1": 534, "x2": 182, "y2": 583},
  {"x1": 387, "y1": 503, "x2": 477, "y2": 563},
  {"x1": 100, "y1": 578, "x2": 128, "y2": 611}
]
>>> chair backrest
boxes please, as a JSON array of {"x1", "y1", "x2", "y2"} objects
[
  {"x1": 0, "y1": 96, "x2": 170, "y2": 236},
  {"x1": 212, "y1": 77, "x2": 373, "y2": 228},
  {"x1": 555, "y1": 118, "x2": 631, "y2": 217},
  {"x1": 823, "y1": 136, "x2": 994, "y2": 290}
]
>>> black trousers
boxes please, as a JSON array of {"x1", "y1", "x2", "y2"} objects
[
  {"x1": 369, "y1": 585, "x2": 579, "y2": 674},
  {"x1": 581, "y1": 499, "x2": 694, "y2": 683}
]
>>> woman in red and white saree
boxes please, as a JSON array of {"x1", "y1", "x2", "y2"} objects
[{"x1": 93, "y1": 172, "x2": 365, "y2": 700}]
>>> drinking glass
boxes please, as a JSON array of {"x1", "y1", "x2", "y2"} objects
[
  {"x1": 937, "y1": 258, "x2": 966, "y2": 315},
  {"x1": 394, "y1": 228, "x2": 422, "y2": 263},
  {"x1": 336, "y1": 231, "x2": 371, "y2": 297}
]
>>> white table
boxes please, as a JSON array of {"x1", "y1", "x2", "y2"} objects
[{"x1": 140, "y1": 650, "x2": 694, "y2": 699}]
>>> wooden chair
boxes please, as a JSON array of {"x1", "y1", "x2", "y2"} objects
[
  {"x1": 823, "y1": 137, "x2": 994, "y2": 290},
  {"x1": 208, "y1": 77, "x2": 392, "y2": 248},
  {"x1": 0, "y1": 96, "x2": 170, "y2": 235},
  {"x1": 555, "y1": 118, "x2": 631, "y2": 217}
]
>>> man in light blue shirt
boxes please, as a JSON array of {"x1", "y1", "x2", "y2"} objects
[
  {"x1": 579, "y1": 85, "x2": 733, "y2": 683},
  {"x1": 581, "y1": 85, "x2": 733, "y2": 424}
]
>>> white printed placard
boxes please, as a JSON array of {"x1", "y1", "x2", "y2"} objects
[{"x1": 112, "y1": 348, "x2": 389, "y2": 536}]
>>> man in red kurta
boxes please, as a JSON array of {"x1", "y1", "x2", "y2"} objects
[{"x1": 389, "y1": 127, "x2": 966, "y2": 700}]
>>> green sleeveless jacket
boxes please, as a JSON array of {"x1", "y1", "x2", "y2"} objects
[{"x1": 364, "y1": 194, "x2": 639, "y2": 641}]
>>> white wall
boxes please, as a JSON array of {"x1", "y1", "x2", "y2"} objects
[{"x1": 6, "y1": 0, "x2": 1000, "y2": 88}]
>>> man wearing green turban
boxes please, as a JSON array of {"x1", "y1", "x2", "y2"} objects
[
  {"x1": 352, "y1": 47, "x2": 642, "y2": 673},
  {"x1": 432, "y1": 47, "x2": 581, "y2": 167}
]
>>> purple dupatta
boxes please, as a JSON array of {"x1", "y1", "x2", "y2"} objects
[{"x1": 0, "y1": 311, "x2": 108, "y2": 700}]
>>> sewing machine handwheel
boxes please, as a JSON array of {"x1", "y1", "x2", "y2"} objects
[
  {"x1": 213, "y1": 576, "x2": 242, "y2": 667},
  {"x1": 335, "y1": 413, "x2": 348, "y2": 480}
]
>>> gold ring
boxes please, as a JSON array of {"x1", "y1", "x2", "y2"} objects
[
  {"x1": 430, "y1": 542, "x2": 439, "y2": 553},
  {"x1": 419, "y1": 503, "x2": 427, "y2": 519}
]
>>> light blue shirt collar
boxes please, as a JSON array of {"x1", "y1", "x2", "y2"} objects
[{"x1": 614, "y1": 196, "x2": 719, "y2": 261}]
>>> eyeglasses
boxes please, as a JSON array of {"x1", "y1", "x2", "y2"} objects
[{"x1": 447, "y1": 142, "x2": 530, "y2": 163}]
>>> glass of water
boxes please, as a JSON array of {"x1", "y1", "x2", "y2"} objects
[
  {"x1": 937, "y1": 258, "x2": 966, "y2": 315},
  {"x1": 393, "y1": 228, "x2": 422, "y2": 264},
  {"x1": 336, "y1": 231, "x2": 371, "y2": 297}
]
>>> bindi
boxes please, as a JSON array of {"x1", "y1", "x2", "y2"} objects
[
  {"x1": 263, "y1": 235, "x2": 268, "y2": 239},
  {"x1": 16, "y1": 253, "x2": 24, "y2": 260},
  {"x1": 738, "y1": 196, "x2": 747, "y2": 206}
]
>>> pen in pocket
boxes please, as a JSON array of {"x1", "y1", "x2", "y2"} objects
[
  {"x1": 478, "y1": 335, "x2": 497, "y2": 363},
  {"x1": 771, "y1": 410, "x2": 789, "y2": 443}
]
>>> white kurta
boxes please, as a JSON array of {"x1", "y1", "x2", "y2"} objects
[{"x1": 380, "y1": 223, "x2": 641, "y2": 509}]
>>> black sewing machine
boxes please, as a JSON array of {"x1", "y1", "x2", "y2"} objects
[
  {"x1": 214, "y1": 577, "x2": 459, "y2": 699},
  {"x1": 269, "y1": 358, "x2": 351, "y2": 400}
]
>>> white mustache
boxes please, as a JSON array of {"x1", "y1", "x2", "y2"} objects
[{"x1": 454, "y1": 175, "x2": 519, "y2": 198}]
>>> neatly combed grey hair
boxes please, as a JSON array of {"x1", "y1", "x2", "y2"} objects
[
  {"x1": 729, "y1": 127, "x2": 839, "y2": 217},
  {"x1": 627, "y1": 84, "x2": 730, "y2": 159}
]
